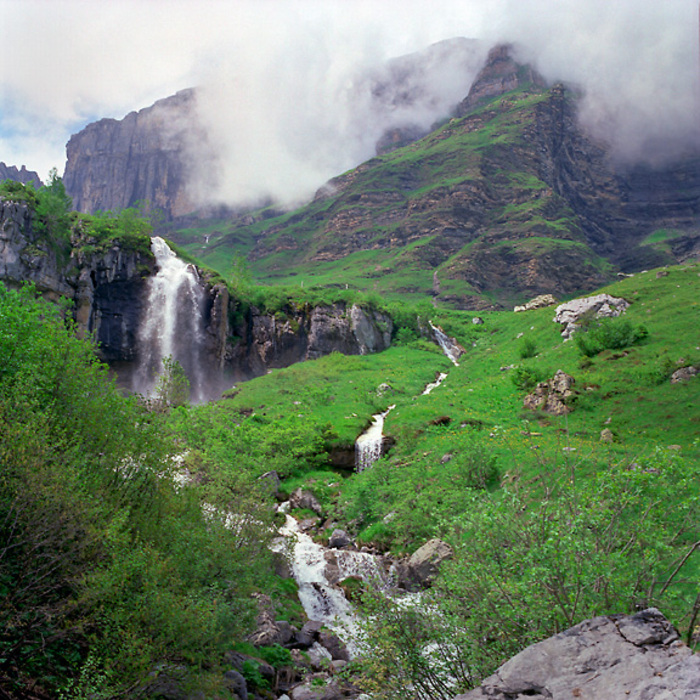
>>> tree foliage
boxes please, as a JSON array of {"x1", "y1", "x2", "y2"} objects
[
  {"x1": 355, "y1": 451, "x2": 699, "y2": 698},
  {"x1": 0, "y1": 285, "x2": 268, "y2": 698}
]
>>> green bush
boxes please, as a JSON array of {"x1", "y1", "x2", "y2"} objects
[
  {"x1": 511, "y1": 365, "x2": 547, "y2": 390},
  {"x1": 574, "y1": 317, "x2": 648, "y2": 357},
  {"x1": 518, "y1": 337, "x2": 538, "y2": 359}
]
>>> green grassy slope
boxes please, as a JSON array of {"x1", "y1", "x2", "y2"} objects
[
  {"x1": 173, "y1": 261, "x2": 700, "y2": 546},
  {"x1": 169, "y1": 83, "x2": 618, "y2": 309}
]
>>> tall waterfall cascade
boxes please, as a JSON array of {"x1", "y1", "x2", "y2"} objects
[
  {"x1": 134, "y1": 236, "x2": 207, "y2": 401},
  {"x1": 355, "y1": 405, "x2": 396, "y2": 472}
]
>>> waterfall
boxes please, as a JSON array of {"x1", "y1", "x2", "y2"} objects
[
  {"x1": 134, "y1": 236, "x2": 206, "y2": 401},
  {"x1": 355, "y1": 405, "x2": 395, "y2": 472},
  {"x1": 429, "y1": 321, "x2": 462, "y2": 366},
  {"x1": 278, "y1": 513, "x2": 387, "y2": 656}
]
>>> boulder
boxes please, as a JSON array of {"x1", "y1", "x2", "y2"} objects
[
  {"x1": 328, "y1": 529, "x2": 352, "y2": 549},
  {"x1": 553, "y1": 293, "x2": 630, "y2": 339},
  {"x1": 222, "y1": 669, "x2": 248, "y2": 700},
  {"x1": 599, "y1": 428, "x2": 614, "y2": 443},
  {"x1": 403, "y1": 538, "x2": 454, "y2": 590},
  {"x1": 523, "y1": 370, "x2": 575, "y2": 416},
  {"x1": 454, "y1": 608, "x2": 700, "y2": 700},
  {"x1": 318, "y1": 631, "x2": 350, "y2": 662},
  {"x1": 514, "y1": 294, "x2": 557, "y2": 313},
  {"x1": 289, "y1": 488, "x2": 323, "y2": 516},
  {"x1": 670, "y1": 366, "x2": 698, "y2": 384}
]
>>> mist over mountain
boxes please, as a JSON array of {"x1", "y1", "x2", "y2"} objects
[{"x1": 2, "y1": 1, "x2": 698, "y2": 208}]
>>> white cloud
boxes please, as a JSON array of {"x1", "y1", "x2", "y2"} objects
[{"x1": 0, "y1": 0, "x2": 697, "y2": 199}]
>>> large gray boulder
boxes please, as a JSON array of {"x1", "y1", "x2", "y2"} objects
[
  {"x1": 553, "y1": 293, "x2": 630, "y2": 339},
  {"x1": 454, "y1": 608, "x2": 700, "y2": 700},
  {"x1": 400, "y1": 538, "x2": 454, "y2": 590}
]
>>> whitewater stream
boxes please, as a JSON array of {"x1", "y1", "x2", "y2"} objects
[{"x1": 277, "y1": 327, "x2": 462, "y2": 655}]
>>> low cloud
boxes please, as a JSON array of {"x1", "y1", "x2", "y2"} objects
[{"x1": 1, "y1": 0, "x2": 697, "y2": 202}]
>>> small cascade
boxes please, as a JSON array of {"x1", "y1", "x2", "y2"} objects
[
  {"x1": 429, "y1": 321, "x2": 462, "y2": 366},
  {"x1": 134, "y1": 236, "x2": 207, "y2": 401},
  {"x1": 278, "y1": 514, "x2": 387, "y2": 656},
  {"x1": 422, "y1": 372, "x2": 448, "y2": 395},
  {"x1": 355, "y1": 404, "x2": 395, "y2": 472}
]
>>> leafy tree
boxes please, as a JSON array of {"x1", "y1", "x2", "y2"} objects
[
  {"x1": 356, "y1": 451, "x2": 699, "y2": 698},
  {"x1": 151, "y1": 355, "x2": 190, "y2": 412},
  {"x1": 0, "y1": 285, "x2": 269, "y2": 697},
  {"x1": 35, "y1": 167, "x2": 73, "y2": 242}
]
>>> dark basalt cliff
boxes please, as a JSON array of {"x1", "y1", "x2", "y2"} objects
[
  {"x1": 0, "y1": 197, "x2": 154, "y2": 362},
  {"x1": 63, "y1": 89, "x2": 201, "y2": 220},
  {"x1": 226, "y1": 302, "x2": 393, "y2": 382}
]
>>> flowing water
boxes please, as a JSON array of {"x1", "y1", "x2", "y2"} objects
[
  {"x1": 422, "y1": 372, "x2": 448, "y2": 395},
  {"x1": 134, "y1": 236, "x2": 207, "y2": 401},
  {"x1": 429, "y1": 321, "x2": 461, "y2": 366},
  {"x1": 355, "y1": 404, "x2": 396, "y2": 472},
  {"x1": 277, "y1": 513, "x2": 388, "y2": 656}
]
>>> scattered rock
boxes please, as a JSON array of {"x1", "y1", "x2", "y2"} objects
[
  {"x1": 514, "y1": 293, "x2": 557, "y2": 313},
  {"x1": 318, "y1": 630, "x2": 350, "y2": 662},
  {"x1": 402, "y1": 538, "x2": 454, "y2": 590},
  {"x1": 472, "y1": 316, "x2": 485, "y2": 325},
  {"x1": 377, "y1": 382, "x2": 392, "y2": 395},
  {"x1": 440, "y1": 453, "x2": 453, "y2": 464},
  {"x1": 523, "y1": 370, "x2": 576, "y2": 416},
  {"x1": 328, "y1": 529, "x2": 352, "y2": 549},
  {"x1": 553, "y1": 293, "x2": 630, "y2": 339},
  {"x1": 670, "y1": 366, "x2": 698, "y2": 384},
  {"x1": 600, "y1": 428, "x2": 614, "y2": 443},
  {"x1": 249, "y1": 594, "x2": 296, "y2": 647},
  {"x1": 656, "y1": 269, "x2": 669, "y2": 278},
  {"x1": 258, "y1": 470, "x2": 281, "y2": 498},
  {"x1": 222, "y1": 669, "x2": 248, "y2": 700},
  {"x1": 453, "y1": 608, "x2": 700, "y2": 700},
  {"x1": 289, "y1": 488, "x2": 323, "y2": 516}
]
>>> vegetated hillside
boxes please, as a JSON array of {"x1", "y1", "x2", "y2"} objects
[
  {"x1": 170, "y1": 48, "x2": 700, "y2": 310},
  {"x1": 170, "y1": 261, "x2": 700, "y2": 692}
]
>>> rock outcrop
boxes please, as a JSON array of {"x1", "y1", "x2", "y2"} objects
[
  {"x1": 63, "y1": 89, "x2": 203, "y2": 220},
  {"x1": 454, "y1": 608, "x2": 700, "y2": 700},
  {"x1": 553, "y1": 293, "x2": 630, "y2": 339},
  {"x1": 523, "y1": 369, "x2": 575, "y2": 416},
  {"x1": 399, "y1": 538, "x2": 454, "y2": 591},
  {"x1": 514, "y1": 294, "x2": 557, "y2": 313},
  {"x1": 226, "y1": 303, "x2": 393, "y2": 381},
  {"x1": 456, "y1": 44, "x2": 545, "y2": 115},
  {"x1": 0, "y1": 162, "x2": 42, "y2": 188},
  {"x1": 0, "y1": 197, "x2": 155, "y2": 363}
]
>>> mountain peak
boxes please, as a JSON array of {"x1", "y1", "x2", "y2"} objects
[{"x1": 457, "y1": 44, "x2": 545, "y2": 115}]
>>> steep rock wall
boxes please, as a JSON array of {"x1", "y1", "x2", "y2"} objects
[
  {"x1": 226, "y1": 302, "x2": 393, "y2": 382},
  {"x1": 0, "y1": 197, "x2": 154, "y2": 362},
  {"x1": 63, "y1": 89, "x2": 201, "y2": 220}
]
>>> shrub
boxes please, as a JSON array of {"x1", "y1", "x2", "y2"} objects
[
  {"x1": 518, "y1": 337, "x2": 538, "y2": 359},
  {"x1": 511, "y1": 366, "x2": 547, "y2": 391},
  {"x1": 574, "y1": 317, "x2": 648, "y2": 357}
]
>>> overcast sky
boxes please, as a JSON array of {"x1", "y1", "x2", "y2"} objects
[{"x1": 0, "y1": 0, "x2": 697, "y2": 205}]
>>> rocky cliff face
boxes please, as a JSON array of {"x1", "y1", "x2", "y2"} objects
[
  {"x1": 1, "y1": 197, "x2": 393, "y2": 391},
  {"x1": 63, "y1": 89, "x2": 201, "y2": 220},
  {"x1": 0, "y1": 196, "x2": 154, "y2": 362},
  {"x1": 226, "y1": 302, "x2": 393, "y2": 382},
  {"x1": 0, "y1": 162, "x2": 42, "y2": 188}
]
